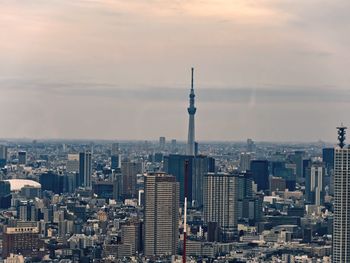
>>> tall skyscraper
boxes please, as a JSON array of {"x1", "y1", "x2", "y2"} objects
[
  {"x1": 164, "y1": 154, "x2": 194, "y2": 202},
  {"x1": 236, "y1": 171, "x2": 262, "y2": 224},
  {"x1": 164, "y1": 154, "x2": 215, "y2": 206},
  {"x1": 79, "y1": 152, "x2": 92, "y2": 188},
  {"x1": 290, "y1": 151, "x2": 305, "y2": 182},
  {"x1": 333, "y1": 126, "x2": 350, "y2": 262},
  {"x1": 159, "y1": 137, "x2": 166, "y2": 150},
  {"x1": 0, "y1": 145, "x2": 7, "y2": 168},
  {"x1": 121, "y1": 161, "x2": 142, "y2": 198},
  {"x1": 111, "y1": 142, "x2": 119, "y2": 155},
  {"x1": 144, "y1": 173, "x2": 179, "y2": 256},
  {"x1": 111, "y1": 142, "x2": 121, "y2": 170},
  {"x1": 111, "y1": 155, "x2": 121, "y2": 170},
  {"x1": 239, "y1": 152, "x2": 252, "y2": 172},
  {"x1": 17, "y1": 201, "x2": 37, "y2": 221},
  {"x1": 305, "y1": 162, "x2": 325, "y2": 206},
  {"x1": 250, "y1": 160, "x2": 269, "y2": 191},
  {"x1": 192, "y1": 155, "x2": 215, "y2": 207},
  {"x1": 323, "y1": 147, "x2": 335, "y2": 172},
  {"x1": 246, "y1": 138, "x2": 255, "y2": 152},
  {"x1": 0, "y1": 180, "x2": 11, "y2": 209},
  {"x1": 187, "y1": 68, "x2": 196, "y2": 156},
  {"x1": 171, "y1": 139, "x2": 177, "y2": 153},
  {"x1": 203, "y1": 173, "x2": 238, "y2": 242}
]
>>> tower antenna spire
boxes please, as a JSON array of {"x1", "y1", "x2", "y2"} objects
[
  {"x1": 187, "y1": 68, "x2": 196, "y2": 156},
  {"x1": 191, "y1": 67, "x2": 194, "y2": 91}
]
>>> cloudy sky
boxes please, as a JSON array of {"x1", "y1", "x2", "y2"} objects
[{"x1": 1, "y1": 0, "x2": 350, "y2": 142}]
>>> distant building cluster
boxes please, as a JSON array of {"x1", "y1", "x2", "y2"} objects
[{"x1": 0, "y1": 70, "x2": 345, "y2": 262}]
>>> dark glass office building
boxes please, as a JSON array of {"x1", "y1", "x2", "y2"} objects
[
  {"x1": 163, "y1": 154, "x2": 194, "y2": 202},
  {"x1": 323, "y1": 148, "x2": 334, "y2": 171},
  {"x1": 250, "y1": 160, "x2": 269, "y2": 191},
  {"x1": 163, "y1": 154, "x2": 215, "y2": 205}
]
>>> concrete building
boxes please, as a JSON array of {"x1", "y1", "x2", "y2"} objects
[
  {"x1": 305, "y1": 162, "x2": 325, "y2": 206},
  {"x1": 121, "y1": 222, "x2": 141, "y2": 255},
  {"x1": 163, "y1": 154, "x2": 194, "y2": 202},
  {"x1": 192, "y1": 155, "x2": 215, "y2": 207},
  {"x1": 79, "y1": 152, "x2": 92, "y2": 188},
  {"x1": 203, "y1": 173, "x2": 238, "y2": 242},
  {"x1": 239, "y1": 152, "x2": 252, "y2": 172},
  {"x1": 270, "y1": 176, "x2": 286, "y2": 192},
  {"x1": 2, "y1": 226, "x2": 42, "y2": 258},
  {"x1": 144, "y1": 173, "x2": 179, "y2": 256},
  {"x1": 159, "y1": 137, "x2": 166, "y2": 150},
  {"x1": 66, "y1": 154, "x2": 79, "y2": 173},
  {"x1": 121, "y1": 161, "x2": 142, "y2": 198}
]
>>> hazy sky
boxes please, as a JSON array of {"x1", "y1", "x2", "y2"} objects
[{"x1": 1, "y1": 0, "x2": 350, "y2": 142}]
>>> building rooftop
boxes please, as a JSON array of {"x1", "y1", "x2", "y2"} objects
[{"x1": 4, "y1": 179, "x2": 41, "y2": 191}]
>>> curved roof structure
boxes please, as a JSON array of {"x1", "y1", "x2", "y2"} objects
[{"x1": 4, "y1": 179, "x2": 41, "y2": 191}]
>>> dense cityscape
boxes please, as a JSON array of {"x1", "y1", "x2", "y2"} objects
[
  {"x1": 0, "y1": 68, "x2": 347, "y2": 263},
  {"x1": 2, "y1": 1, "x2": 350, "y2": 262}
]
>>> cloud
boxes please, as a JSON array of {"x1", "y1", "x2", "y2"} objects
[
  {"x1": 1, "y1": 78, "x2": 349, "y2": 104},
  {"x1": 1, "y1": 0, "x2": 350, "y2": 141}
]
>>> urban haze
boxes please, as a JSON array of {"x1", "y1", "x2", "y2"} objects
[
  {"x1": 0, "y1": 1, "x2": 350, "y2": 263},
  {"x1": 1, "y1": 1, "x2": 350, "y2": 141}
]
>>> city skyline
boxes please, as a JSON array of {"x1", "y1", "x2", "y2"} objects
[
  {"x1": 0, "y1": 1, "x2": 348, "y2": 262},
  {"x1": 2, "y1": 1, "x2": 350, "y2": 141}
]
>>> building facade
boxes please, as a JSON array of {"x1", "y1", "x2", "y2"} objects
[
  {"x1": 144, "y1": 173, "x2": 179, "y2": 256},
  {"x1": 203, "y1": 173, "x2": 238, "y2": 242},
  {"x1": 333, "y1": 147, "x2": 350, "y2": 262},
  {"x1": 121, "y1": 161, "x2": 142, "y2": 198},
  {"x1": 79, "y1": 152, "x2": 92, "y2": 188},
  {"x1": 305, "y1": 163, "x2": 325, "y2": 206},
  {"x1": 2, "y1": 227, "x2": 42, "y2": 258},
  {"x1": 250, "y1": 160, "x2": 269, "y2": 192}
]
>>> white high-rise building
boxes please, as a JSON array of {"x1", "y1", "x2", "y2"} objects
[
  {"x1": 203, "y1": 173, "x2": 238, "y2": 242},
  {"x1": 310, "y1": 164, "x2": 324, "y2": 206},
  {"x1": 333, "y1": 126, "x2": 350, "y2": 262}
]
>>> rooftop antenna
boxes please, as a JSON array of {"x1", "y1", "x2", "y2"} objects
[
  {"x1": 337, "y1": 123, "x2": 347, "y2": 149},
  {"x1": 191, "y1": 67, "x2": 194, "y2": 91}
]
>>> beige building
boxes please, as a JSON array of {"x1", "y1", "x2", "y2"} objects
[{"x1": 144, "y1": 173, "x2": 179, "y2": 256}]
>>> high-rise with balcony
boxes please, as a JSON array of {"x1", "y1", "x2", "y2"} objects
[{"x1": 203, "y1": 172, "x2": 238, "y2": 242}]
